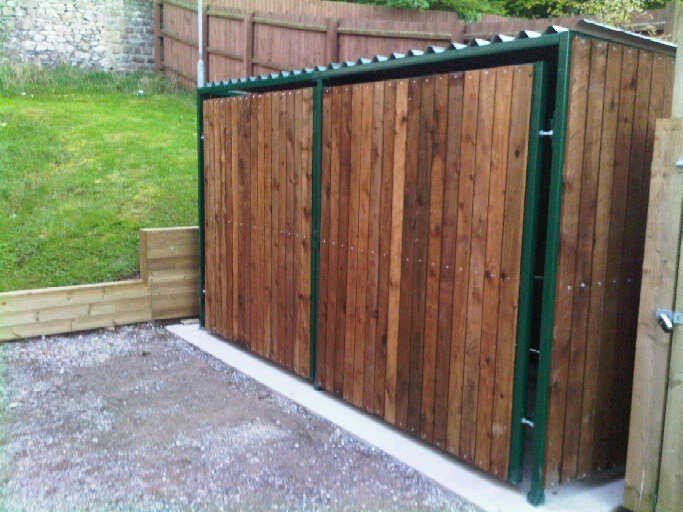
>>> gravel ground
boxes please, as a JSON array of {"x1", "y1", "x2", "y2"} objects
[{"x1": 0, "y1": 323, "x2": 481, "y2": 512}]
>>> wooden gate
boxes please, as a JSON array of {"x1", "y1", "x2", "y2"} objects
[
  {"x1": 203, "y1": 89, "x2": 313, "y2": 378},
  {"x1": 315, "y1": 65, "x2": 535, "y2": 478}
]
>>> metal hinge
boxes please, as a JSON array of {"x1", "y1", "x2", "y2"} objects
[
  {"x1": 539, "y1": 129, "x2": 553, "y2": 137},
  {"x1": 655, "y1": 308, "x2": 683, "y2": 333}
]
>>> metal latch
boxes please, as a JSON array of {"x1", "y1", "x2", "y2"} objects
[{"x1": 655, "y1": 308, "x2": 683, "y2": 333}]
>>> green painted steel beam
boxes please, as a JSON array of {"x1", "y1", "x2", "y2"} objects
[
  {"x1": 197, "y1": 92, "x2": 206, "y2": 327},
  {"x1": 527, "y1": 29, "x2": 574, "y2": 507},
  {"x1": 508, "y1": 60, "x2": 549, "y2": 485},
  {"x1": 310, "y1": 80, "x2": 324, "y2": 383}
]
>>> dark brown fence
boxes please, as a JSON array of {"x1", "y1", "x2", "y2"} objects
[
  {"x1": 203, "y1": 90, "x2": 313, "y2": 378},
  {"x1": 316, "y1": 66, "x2": 534, "y2": 479},
  {"x1": 543, "y1": 37, "x2": 674, "y2": 487},
  {"x1": 154, "y1": 0, "x2": 673, "y2": 89}
]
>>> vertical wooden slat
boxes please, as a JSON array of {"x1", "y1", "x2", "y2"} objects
[
  {"x1": 285, "y1": 91, "x2": 296, "y2": 368},
  {"x1": 489, "y1": 64, "x2": 533, "y2": 479},
  {"x1": 406, "y1": 76, "x2": 433, "y2": 435},
  {"x1": 269, "y1": 92, "x2": 281, "y2": 359},
  {"x1": 363, "y1": 81, "x2": 384, "y2": 412},
  {"x1": 238, "y1": 96, "x2": 252, "y2": 345},
  {"x1": 323, "y1": 87, "x2": 340, "y2": 390},
  {"x1": 334, "y1": 86, "x2": 353, "y2": 396},
  {"x1": 395, "y1": 78, "x2": 421, "y2": 430},
  {"x1": 384, "y1": 78, "x2": 408, "y2": 423},
  {"x1": 343, "y1": 85, "x2": 363, "y2": 401},
  {"x1": 300, "y1": 88, "x2": 313, "y2": 377},
  {"x1": 475, "y1": 65, "x2": 513, "y2": 472},
  {"x1": 249, "y1": 95, "x2": 261, "y2": 352},
  {"x1": 293, "y1": 90, "x2": 304, "y2": 374},
  {"x1": 447, "y1": 69, "x2": 479, "y2": 454},
  {"x1": 420, "y1": 73, "x2": 447, "y2": 443},
  {"x1": 593, "y1": 46, "x2": 637, "y2": 469},
  {"x1": 460, "y1": 67, "x2": 495, "y2": 463},
  {"x1": 262, "y1": 93, "x2": 272, "y2": 353},
  {"x1": 612, "y1": 48, "x2": 653, "y2": 462},
  {"x1": 545, "y1": 37, "x2": 590, "y2": 486},
  {"x1": 561, "y1": 40, "x2": 607, "y2": 482},
  {"x1": 577, "y1": 43, "x2": 622, "y2": 478},
  {"x1": 374, "y1": 79, "x2": 396, "y2": 416},
  {"x1": 353, "y1": 84, "x2": 373, "y2": 406},
  {"x1": 433, "y1": 72, "x2": 464, "y2": 450},
  {"x1": 217, "y1": 99, "x2": 227, "y2": 338}
]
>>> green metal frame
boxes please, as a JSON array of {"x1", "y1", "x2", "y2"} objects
[
  {"x1": 508, "y1": 60, "x2": 550, "y2": 485},
  {"x1": 197, "y1": 92, "x2": 205, "y2": 327},
  {"x1": 527, "y1": 29, "x2": 574, "y2": 506},
  {"x1": 310, "y1": 80, "x2": 324, "y2": 383}
]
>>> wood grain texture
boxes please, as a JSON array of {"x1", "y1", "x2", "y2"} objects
[
  {"x1": 544, "y1": 38, "x2": 675, "y2": 487},
  {"x1": 315, "y1": 65, "x2": 533, "y2": 479},
  {"x1": 203, "y1": 90, "x2": 313, "y2": 378}
]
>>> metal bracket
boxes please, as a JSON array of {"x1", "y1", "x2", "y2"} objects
[
  {"x1": 655, "y1": 308, "x2": 683, "y2": 333},
  {"x1": 539, "y1": 129, "x2": 553, "y2": 137},
  {"x1": 521, "y1": 417, "x2": 535, "y2": 428}
]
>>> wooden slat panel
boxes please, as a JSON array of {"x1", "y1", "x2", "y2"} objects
[
  {"x1": 433, "y1": 72, "x2": 464, "y2": 450},
  {"x1": 447, "y1": 69, "x2": 479, "y2": 455},
  {"x1": 420, "y1": 73, "x2": 447, "y2": 443},
  {"x1": 374, "y1": 78, "x2": 396, "y2": 416},
  {"x1": 545, "y1": 39, "x2": 675, "y2": 486},
  {"x1": 577, "y1": 43, "x2": 623, "y2": 479},
  {"x1": 316, "y1": 65, "x2": 533, "y2": 480},
  {"x1": 489, "y1": 64, "x2": 533, "y2": 478},
  {"x1": 561, "y1": 40, "x2": 607, "y2": 482},
  {"x1": 475, "y1": 65, "x2": 513, "y2": 472},
  {"x1": 204, "y1": 89, "x2": 312, "y2": 378},
  {"x1": 363, "y1": 81, "x2": 384, "y2": 412},
  {"x1": 545, "y1": 37, "x2": 591, "y2": 487},
  {"x1": 384, "y1": 79, "x2": 408, "y2": 422}
]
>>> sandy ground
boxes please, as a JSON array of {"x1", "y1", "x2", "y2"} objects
[{"x1": 0, "y1": 323, "x2": 481, "y2": 512}]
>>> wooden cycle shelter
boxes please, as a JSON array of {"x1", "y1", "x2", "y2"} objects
[{"x1": 197, "y1": 21, "x2": 675, "y2": 505}]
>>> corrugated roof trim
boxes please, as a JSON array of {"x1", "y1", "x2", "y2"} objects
[{"x1": 205, "y1": 25, "x2": 569, "y2": 88}]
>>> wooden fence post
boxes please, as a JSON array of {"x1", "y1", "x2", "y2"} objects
[
  {"x1": 243, "y1": 11, "x2": 254, "y2": 77},
  {"x1": 153, "y1": 0, "x2": 163, "y2": 71},
  {"x1": 202, "y1": 5, "x2": 210, "y2": 82},
  {"x1": 326, "y1": 18, "x2": 339, "y2": 63}
]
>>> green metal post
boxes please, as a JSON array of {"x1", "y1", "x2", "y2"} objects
[
  {"x1": 527, "y1": 30, "x2": 573, "y2": 506},
  {"x1": 197, "y1": 92, "x2": 206, "y2": 327},
  {"x1": 508, "y1": 60, "x2": 549, "y2": 485},
  {"x1": 310, "y1": 80, "x2": 324, "y2": 383}
]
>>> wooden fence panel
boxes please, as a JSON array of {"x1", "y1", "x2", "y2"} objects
[
  {"x1": 203, "y1": 90, "x2": 313, "y2": 378},
  {"x1": 543, "y1": 37, "x2": 675, "y2": 487},
  {"x1": 316, "y1": 64, "x2": 534, "y2": 479}
]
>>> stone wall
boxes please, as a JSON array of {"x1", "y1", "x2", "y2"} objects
[{"x1": 0, "y1": 0, "x2": 155, "y2": 71}]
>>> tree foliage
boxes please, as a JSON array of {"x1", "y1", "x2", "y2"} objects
[{"x1": 346, "y1": 0, "x2": 668, "y2": 25}]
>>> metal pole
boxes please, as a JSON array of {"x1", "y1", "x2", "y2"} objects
[{"x1": 197, "y1": 0, "x2": 205, "y2": 87}]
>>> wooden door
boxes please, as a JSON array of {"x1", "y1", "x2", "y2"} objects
[
  {"x1": 316, "y1": 64, "x2": 535, "y2": 479},
  {"x1": 203, "y1": 89, "x2": 313, "y2": 379}
]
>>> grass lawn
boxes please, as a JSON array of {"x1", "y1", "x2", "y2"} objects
[{"x1": 0, "y1": 65, "x2": 197, "y2": 292}]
